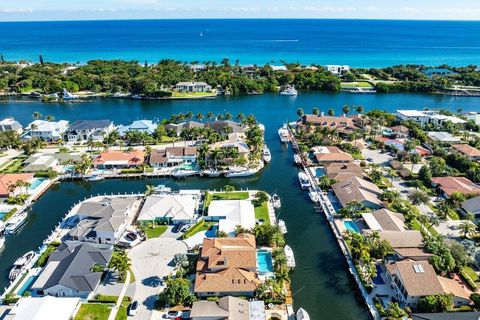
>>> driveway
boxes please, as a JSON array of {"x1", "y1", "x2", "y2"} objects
[
  {"x1": 361, "y1": 148, "x2": 393, "y2": 165},
  {"x1": 128, "y1": 237, "x2": 188, "y2": 320}
]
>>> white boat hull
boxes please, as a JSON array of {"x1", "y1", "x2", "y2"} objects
[
  {"x1": 298, "y1": 172, "x2": 311, "y2": 190},
  {"x1": 5, "y1": 213, "x2": 28, "y2": 234},
  {"x1": 297, "y1": 308, "x2": 310, "y2": 320},
  {"x1": 202, "y1": 170, "x2": 222, "y2": 177},
  {"x1": 225, "y1": 170, "x2": 256, "y2": 178},
  {"x1": 172, "y1": 170, "x2": 198, "y2": 178},
  {"x1": 284, "y1": 245, "x2": 296, "y2": 268}
]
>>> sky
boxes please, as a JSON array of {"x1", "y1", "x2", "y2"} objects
[{"x1": 1, "y1": 0, "x2": 480, "y2": 21}]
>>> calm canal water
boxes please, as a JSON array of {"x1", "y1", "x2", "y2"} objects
[{"x1": 1, "y1": 91, "x2": 479, "y2": 319}]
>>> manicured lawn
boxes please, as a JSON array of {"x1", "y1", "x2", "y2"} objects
[
  {"x1": 463, "y1": 266, "x2": 479, "y2": 282},
  {"x1": 0, "y1": 157, "x2": 27, "y2": 173},
  {"x1": 74, "y1": 303, "x2": 111, "y2": 320},
  {"x1": 340, "y1": 81, "x2": 374, "y2": 88},
  {"x1": 410, "y1": 219, "x2": 439, "y2": 236},
  {"x1": 172, "y1": 91, "x2": 216, "y2": 98},
  {"x1": 182, "y1": 220, "x2": 216, "y2": 239},
  {"x1": 204, "y1": 191, "x2": 249, "y2": 208},
  {"x1": 254, "y1": 201, "x2": 270, "y2": 225},
  {"x1": 145, "y1": 225, "x2": 168, "y2": 239}
]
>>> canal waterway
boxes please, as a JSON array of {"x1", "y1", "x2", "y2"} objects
[{"x1": 1, "y1": 91, "x2": 479, "y2": 319}]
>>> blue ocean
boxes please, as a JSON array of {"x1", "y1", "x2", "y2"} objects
[{"x1": 0, "y1": 19, "x2": 480, "y2": 66}]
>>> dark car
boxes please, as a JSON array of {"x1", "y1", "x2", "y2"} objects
[
  {"x1": 172, "y1": 222, "x2": 184, "y2": 233},
  {"x1": 128, "y1": 301, "x2": 139, "y2": 316},
  {"x1": 125, "y1": 232, "x2": 138, "y2": 242}
]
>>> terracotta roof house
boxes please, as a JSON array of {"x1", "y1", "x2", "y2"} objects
[
  {"x1": 93, "y1": 150, "x2": 145, "y2": 169},
  {"x1": 297, "y1": 114, "x2": 362, "y2": 136},
  {"x1": 331, "y1": 177, "x2": 383, "y2": 209},
  {"x1": 451, "y1": 144, "x2": 480, "y2": 161},
  {"x1": 362, "y1": 209, "x2": 406, "y2": 232},
  {"x1": 195, "y1": 234, "x2": 261, "y2": 297},
  {"x1": 312, "y1": 146, "x2": 354, "y2": 164},
  {"x1": 190, "y1": 296, "x2": 265, "y2": 320},
  {"x1": 438, "y1": 276, "x2": 472, "y2": 307},
  {"x1": 385, "y1": 260, "x2": 443, "y2": 307},
  {"x1": 149, "y1": 146, "x2": 197, "y2": 168},
  {"x1": 324, "y1": 162, "x2": 365, "y2": 181},
  {"x1": 431, "y1": 177, "x2": 480, "y2": 197},
  {"x1": 0, "y1": 173, "x2": 34, "y2": 198}
]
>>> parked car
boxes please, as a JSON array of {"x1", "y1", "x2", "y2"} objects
[
  {"x1": 172, "y1": 222, "x2": 184, "y2": 233},
  {"x1": 366, "y1": 157, "x2": 374, "y2": 162},
  {"x1": 166, "y1": 311, "x2": 182, "y2": 319},
  {"x1": 180, "y1": 224, "x2": 191, "y2": 233},
  {"x1": 128, "y1": 301, "x2": 139, "y2": 316}
]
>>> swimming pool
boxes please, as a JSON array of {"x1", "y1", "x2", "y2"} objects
[
  {"x1": 344, "y1": 220, "x2": 360, "y2": 233},
  {"x1": 372, "y1": 265, "x2": 385, "y2": 285},
  {"x1": 257, "y1": 250, "x2": 274, "y2": 274},
  {"x1": 315, "y1": 168, "x2": 325, "y2": 177},
  {"x1": 205, "y1": 225, "x2": 218, "y2": 238},
  {"x1": 17, "y1": 275, "x2": 37, "y2": 296},
  {"x1": 28, "y1": 178, "x2": 45, "y2": 190}
]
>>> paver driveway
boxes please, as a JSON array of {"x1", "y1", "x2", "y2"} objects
[{"x1": 128, "y1": 237, "x2": 188, "y2": 320}]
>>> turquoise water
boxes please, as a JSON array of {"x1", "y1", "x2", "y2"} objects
[
  {"x1": 1, "y1": 19, "x2": 480, "y2": 66},
  {"x1": 344, "y1": 221, "x2": 360, "y2": 233},
  {"x1": 28, "y1": 178, "x2": 45, "y2": 190},
  {"x1": 257, "y1": 250, "x2": 274, "y2": 274},
  {"x1": 315, "y1": 168, "x2": 326, "y2": 177},
  {"x1": 17, "y1": 275, "x2": 37, "y2": 296}
]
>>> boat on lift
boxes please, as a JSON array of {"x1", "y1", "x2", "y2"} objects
[
  {"x1": 293, "y1": 154, "x2": 302, "y2": 165},
  {"x1": 278, "y1": 124, "x2": 290, "y2": 143},
  {"x1": 308, "y1": 188, "x2": 320, "y2": 203}
]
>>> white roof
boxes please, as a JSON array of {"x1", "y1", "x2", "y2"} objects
[
  {"x1": 28, "y1": 120, "x2": 68, "y2": 132},
  {"x1": 429, "y1": 114, "x2": 466, "y2": 124},
  {"x1": 31, "y1": 155, "x2": 55, "y2": 165},
  {"x1": 8, "y1": 296, "x2": 80, "y2": 320},
  {"x1": 208, "y1": 200, "x2": 255, "y2": 234},
  {"x1": 428, "y1": 131, "x2": 462, "y2": 142},
  {"x1": 138, "y1": 194, "x2": 197, "y2": 221},
  {"x1": 362, "y1": 212, "x2": 383, "y2": 231},
  {"x1": 396, "y1": 110, "x2": 427, "y2": 117}
]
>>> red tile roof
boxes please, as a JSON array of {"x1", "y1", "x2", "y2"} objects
[
  {"x1": 94, "y1": 150, "x2": 145, "y2": 165},
  {"x1": 431, "y1": 176, "x2": 480, "y2": 196},
  {"x1": 0, "y1": 173, "x2": 34, "y2": 197}
]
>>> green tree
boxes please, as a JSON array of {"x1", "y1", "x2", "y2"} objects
[
  {"x1": 296, "y1": 108, "x2": 304, "y2": 118},
  {"x1": 224, "y1": 185, "x2": 235, "y2": 193},
  {"x1": 164, "y1": 278, "x2": 196, "y2": 306},
  {"x1": 109, "y1": 250, "x2": 131, "y2": 282},
  {"x1": 408, "y1": 189, "x2": 429, "y2": 205}
]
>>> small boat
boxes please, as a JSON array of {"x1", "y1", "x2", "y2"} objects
[
  {"x1": 279, "y1": 85, "x2": 298, "y2": 96},
  {"x1": 5, "y1": 212, "x2": 28, "y2": 234},
  {"x1": 172, "y1": 169, "x2": 198, "y2": 178},
  {"x1": 9, "y1": 251, "x2": 35, "y2": 281},
  {"x1": 271, "y1": 194, "x2": 281, "y2": 209},
  {"x1": 262, "y1": 145, "x2": 272, "y2": 163},
  {"x1": 0, "y1": 221, "x2": 5, "y2": 250},
  {"x1": 308, "y1": 188, "x2": 320, "y2": 203},
  {"x1": 224, "y1": 168, "x2": 256, "y2": 178},
  {"x1": 87, "y1": 175, "x2": 104, "y2": 182},
  {"x1": 293, "y1": 154, "x2": 302, "y2": 165},
  {"x1": 297, "y1": 308, "x2": 310, "y2": 320},
  {"x1": 298, "y1": 172, "x2": 311, "y2": 190},
  {"x1": 62, "y1": 88, "x2": 79, "y2": 100},
  {"x1": 202, "y1": 169, "x2": 222, "y2": 177},
  {"x1": 284, "y1": 245, "x2": 296, "y2": 268},
  {"x1": 153, "y1": 185, "x2": 172, "y2": 194},
  {"x1": 278, "y1": 219, "x2": 287, "y2": 234},
  {"x1": 278, "y1": 124, "x2": 290, "y2": 143}
]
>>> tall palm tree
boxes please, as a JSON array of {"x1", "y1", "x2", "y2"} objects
[
  {"x1": 45, "y1": 115, "x2": 55, "y2": 122},
  {"x1": 459, "y1": 221, "x2": 476, "y2": 238},
  {"x1": 110, "y1": 251, "x2": 131, "y2": 281},
  {"x1": 427, "y1": 215, "x2": 440, "y2": 231},
  {"x1": 145, "y1": 185, "x2": 155, "y2": 196},
  {"x1": 342, "y1": 105, "x2": 350, "y2": 115},
  {"x1": 32, "y1": 112, "x2": 42, "y2": 120},
  {"x1": 195, "y1": 113, "x2": 203, "y2": 121},
  {"x1": 296, "y1": 108, "x2": 304, "y2": 118}
]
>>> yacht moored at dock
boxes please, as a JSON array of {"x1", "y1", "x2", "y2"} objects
[
  {"x1": 262, "y1": 145, "x2": 272, "y2": 163},
  {"x1": 308, "y1": 188, "x2": 320, "y2": 203},
  {"x1": 293, "y1": 154, "x2": 302, "y2": 165},
  {"x1": 278, "y1": 219, "x2": 287, "y2": 234},
  {"x1": 86, "y1": 174, "x2": 105, "y2": 182},
  {"x1": 5, "y1": 212, "x2": 28, "y2": 234},
  {"x1": 279, "y1": 85, "x2": 298, "y2": 96},
  {"x1": 284, "y1": 244, "x2": 296, "y2": 268},
  {"x1": 172, "y1": 169, "x2": 199, "y2": 178},
  {"x1": 201, "y1": 169, "x2": 222, "y2": 177},
  {"x1": 278, "y1": 124, "x2": 290, "y2": 143},
  {"x1": 9, "y1": 251, "x2": 35, "y2": 281},
  {"x1": 0, "y1": 221, "x2": 5, "y2": 250},
  {"x1": 224, "y1": 168, "x2": 256, "y2": 178},
  {"x1": 62, "y1": 88, "x2": 79, "y2": 100},
  {"x1": 271, "y1": 193, "x2": 281, "y2": 209},
  {"x1": 298, "y1": 172, "x2": 311, "y2": 190},
  {"x1": 296, "y1": 308, "x2": 311, "y2": 320}
]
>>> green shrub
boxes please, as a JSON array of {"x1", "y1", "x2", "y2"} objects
[
  {"x1": 2, "y1": 207, "x2": 17, "y2": 221},
  {"x1": 182, "y1": 220, "x2": 205, "y2": 239},
  {"x1": 460, "y1": 268, "x2": 478, "y2": 290},
  {"x1": 34, "y1": 169, "x2": 58, "y2": 178},
  {"x1": 89, "y1": 294, "x2": 118, "y2": 303}
]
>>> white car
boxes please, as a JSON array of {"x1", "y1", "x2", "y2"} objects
[
  {"x1": 128, "y1": 301, "x2": 139, "y2": 316},
  {"x1": 165, "y1": 311, "x2": 182, "y2": 319}
]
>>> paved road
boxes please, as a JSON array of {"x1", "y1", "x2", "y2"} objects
[{"x1": 128, "y1": 237, "x2": 187, "y2": 320}]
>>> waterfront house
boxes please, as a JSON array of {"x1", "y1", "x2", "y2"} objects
[
  {"x1": 31, "y1": 242, "x2": 112, "y2": 299},
  {"x1": 361, "y1": 209, "x2": 406, "y2": 232},
  {"x1": 93, "y1": 150, "x2": 145, "y2": 169},
  {"x1": 66, "y1": 120, "x2": 114, "y2": 143},
  {"x1": 461, "y1": 195, "x2": 480, "y2": 218},
  {"x1": 0, "y1": 173, "x2": 34, "y2": 198},
  {"x1": 195, "y1": 234, "x2": 261, "y2": 297},
  {"x1": 324, "y1": 162, "x2": 365, "y2": 181},
  {"x1": 385, "y1": 260, "x2": 443, "y2": 307},
  {"x1": 23, "y1": 120, "x2": 69, "y2": 142},
  {"x1": 137, "y1": 194, "x2": 199, "y2": 224},
  {"x1": 206, "y1": 200, "x2": 256, "y2": 236},
  {"x1": 208, "y1": 137, "x2": 250, "y2": 163},
  {"x1": 396, "y1": 110, "x2": 466, "y2": 129},
  {"x1": 22, "y1": 155, "x2": 58, "y2": 172},
  {"x1": 388, "y1": 125, "x2": 410, "y2": 139},
  {"x1": 437, "y1": 276, "x2": 472, "y2": 307},
  {"x1": 326, "y1": 65, "x2": 351, "y2": 75},
  {"x1": 205, "y1": 121, "x2": 245, "y2": 135},
  {"x1": 190, "y1": 296, "x2": 265, "y2": 320},
  {"x1": 427, "y1": 131, "x2": 462, "y2": 144},
  {"x1": 451, "y1": 144, "x2": 480, "y2": 161},
  {"x1": 68, "y1": 196, "x2": 139, "y2": 245},
  {"x1": 331, "y1": 177, "x2": 384, "y2": 209},
  {"x1": 117, "y1": 119, "x2": 157, "y2": 136},
  {"x1": 312, "y1": 146, "x2": 354, "y2": 164},
  {"x1": 149, "y1": 146, "x2": 197, "y2": 168},
  {"x1": 0, "y1": 117, "x2": 23, "y2": 134},
  {"x1": 376, "y1": 230, "x2": 432, "y2": 261},
  {"x1": 465, "y1": 112, "x2": 480, "y2": 126},
  {"x1": 174, "y1": 81, "x2": 212, "y2": 92},
  {"x1": 165, "y1": 121, "x2": 204, "y2": 136},
  {"x1": 7, "y1": 296, "x2": 80, "y2": 320},
  {"x1": 431, "y1": 176, "x2": 480, "y2": 197},
  {"x1": 296, "y1": 114, "x2": 361, "y2": 137}
]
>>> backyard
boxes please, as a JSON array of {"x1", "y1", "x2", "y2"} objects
[
  {"x1": 254, "y1": 201, "x2": 270, "y2": 225},
  {"x1": 144, "y1": 224, "x2": 168, "y2": 239},
  {"x1": 74, "y1": 303, "x2": 112, "y2": 320},
  {"x1": 204, "y1": 191, "x2": 249, "y2": 207}
]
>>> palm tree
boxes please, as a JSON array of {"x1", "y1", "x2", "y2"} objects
[
  {"x1": 410, "y1": 153, "x2": 421, "y2": 172},
  {"x1": 110, "y1": 251, "x2": 131, "y2": 281},
  {"x1": 32, "y1": 112, "x2": 42, "y2": 120},
  {"x1": 328, "y1": 108, "x2": 334, "y2": 116},
  {"x1": 408, "y1": 189, "x2": 429, "y2": 205},
  {"x1": 427, "y1": 215, "x2": 441, "y2": 231},
  {"x1": 355, "y1": 105, "x2": 364, "y2": 114},
  {"x1": 342, "y1": 105, "x2": 350, "y2": 115},
  {"x1": 385, "y1": 302, "x2": 407, "y2": 320},
  {"x1": 45, "y1": 115, "x2": 55, "y2": 122},
  {"x1": 459, "y1": 221, "x2": 476, "y2": 238},
  {"x1": 145, "y1": 185, "x2": 155, "y2": 196},
  {"x1": 195, "y1": 113, "x2": 203, "y2": 121},
  {"x1": 210, "y1": 148, "x2": 222, "y2": 170},
  {"x1": 206, "y1": 112, "x2": 214, "y2": 120},
  {"x1": 312, "y1": 107, "x2": 320, "y2": 115},
  {"x1": 296, "y1": 108, "x2": 304, "y2": 118},
  {"x1": 236, "y1": 113, "x2": 244, "y2": 122}
]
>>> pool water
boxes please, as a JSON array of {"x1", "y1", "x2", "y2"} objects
[
  {"x1": 179, "y1": 163, "x2": 197, "y2": 170},
  {"x1": 17, "y1": 275, "x2": 37, "y2": 296},
  {"x1": 344, "y1": 220, "x2": 360, "y2": 233},
  {"x1": 372, "y1": 265, "x2": 385, "y2": 285},
  {"x1": 315, "y1": 168, "x2": 325, "y2": 177},
  {"x1": 257, "y1": 250, "x2": 274, "y2": 273},
  {"x1": 205, "y1": 225, "x2": 218, "y2": 238},
  {"x1": 28, "y1": 178, "x2": 45, "y2": 190}
]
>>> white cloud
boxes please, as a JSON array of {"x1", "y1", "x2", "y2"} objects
[
  {"x1": 402, "y1": 7, "x2": 420, "y2": 14},
  {"x1": 0, "y1": 8, "x2": 33, "y2": 13}
]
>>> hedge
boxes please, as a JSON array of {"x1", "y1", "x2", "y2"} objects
[
  {"x1": 2, "y1": 208, "x2": 17, "y2": 221},
  {"x1": 181, "y1": 220, "x2": 205, "y2": 240},
  {"x1": 460, "y1": 268, "x2": 478, "y2": 290}
]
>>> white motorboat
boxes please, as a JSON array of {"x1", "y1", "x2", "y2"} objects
[
  {"x1": 0, "y1": 221, "x2": 5, "y2": 250},
  {"x1": 224, "y1": 168, "x2": 256, "y2": 178},
  {"x1": 262, "y1": 145, "x2": 272, "y2": 163},
  {"x1": 9, "y1": 251, "x2": 35, "y2": 281},
  {"x1": 278, "y1": 124, "x2": 290, "y2": 143},
  {"x1": 153, "y1": 185, "x2": 172, "y2": 194},
  {"x1": 296, "y1": 308, "x2": 311, "y2": 320},
  {"x1": 298, "y1": 172, "x2": 311, "y2": 190},
  {"x1": 202, "y1": 169, "x2": 222, "y2": 177},
  {"x1": 5, "y1": 212, "x2": 28, "y2": 234},
  {"x1": 278, "y1": 219, "x2": 287, "y2": 234},
  {"x1": 172, "y1": 169, "x2": 198, "y2": 178},
  {"x1": 308, "y1": 188, "x2": 320, "y2": 203},
  {"x1": 293, "y1": 154, "x2": 302, "y2": 165},
  {"x1": 62, "y1": 88, "x2": 79, "y2": 100},
  {"x1": 87, "y1": 175, "x2": 104, "y2": 182},
  {"x1": 271, "y1": 193, "x2": 281, "y2": 209},
  {"x1": 279, "y1": 85, "x2": 298, "y2": 96},
  {"x1": 284, "y1": 245, "x2": 296, "y2": 268}
]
